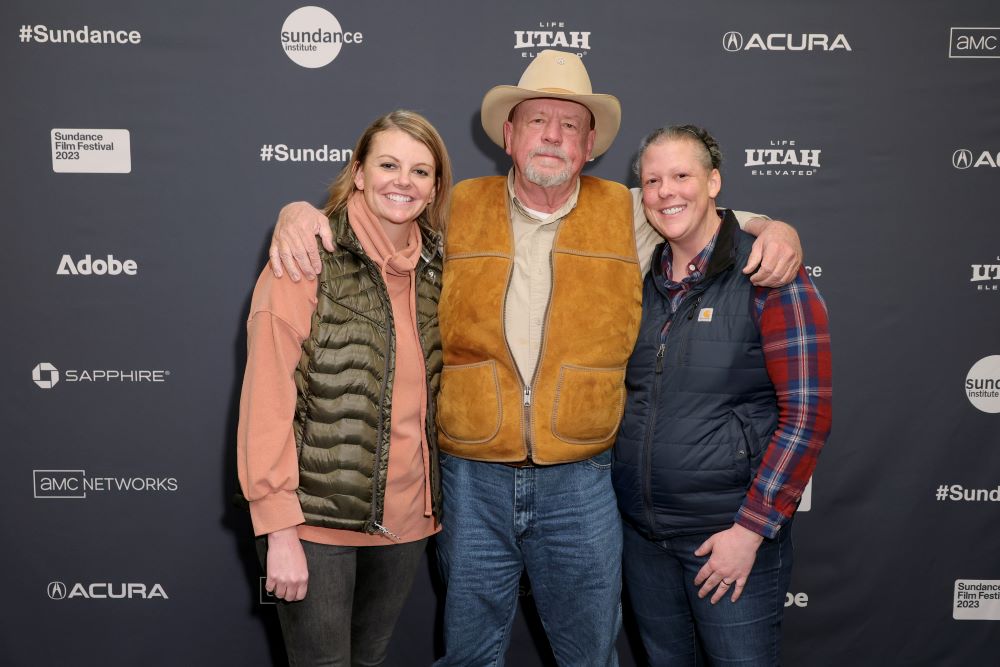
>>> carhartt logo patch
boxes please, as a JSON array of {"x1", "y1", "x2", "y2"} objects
[{"x1": 697, "y1": 308, "x2": 714, "y2": 322}]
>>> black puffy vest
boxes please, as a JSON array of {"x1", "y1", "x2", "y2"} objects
[
  {"x1": 613, "y1": 212, "x2": 778, "y2": 539},
  {"x1": 294, "y1": 210, "x2": 443, "y2": 532}
]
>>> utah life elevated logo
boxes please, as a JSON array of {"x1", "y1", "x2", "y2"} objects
[
  {"x1": 723, "y1": 31, "x2": 851, "y2": 52},
  {"x1": 514, "y1": 21, "x2": 591, "y2": 58},
  {"x1": 745, "y1": 139, "x2": 822, "y2": 176},
  {"x1": 971, "y1": 257, "x2": 999, "y2": 293}
]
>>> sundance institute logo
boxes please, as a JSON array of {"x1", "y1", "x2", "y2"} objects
[{"x1": 280, "y1": 6, "x2": 363, "y2": 68}]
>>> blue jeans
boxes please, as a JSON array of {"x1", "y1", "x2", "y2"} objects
[
  {"x1": 622, "y1": 520, "x2": 793, "y2": 666},
  {"x1": 434, "y1": 452, "x2": 622, "y2": 667}
]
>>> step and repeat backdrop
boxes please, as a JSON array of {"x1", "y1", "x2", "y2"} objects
[{"x1": 3, "y1": 1, "x2": 999, "y2": 665}]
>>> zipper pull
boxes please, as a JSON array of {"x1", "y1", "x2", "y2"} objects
[
  {"x1": 373, "y1": 522, "x2": 401, "y2": 542},
  {"x1": 655, "y1": 344, "x2": 665, "y2": 374},
  {"x1": 687, "y1": 296, "x2": 703, "y2": 320},
  {"x1": 523, "y1": 387, "x2": 532, "y2": 407}
]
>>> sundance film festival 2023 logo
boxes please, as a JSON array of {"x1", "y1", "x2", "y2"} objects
[
  {"x1": 966, "y1": 355, "x2": 1000, "y2": 413},
  {"x1": 953, "y1": 149, "x2": 1000, "y2": 170},
  {"x1": 722, "y1": 31, "x2": 851, "y2": 52},
  {"x1": 745, "y1": 140, "x2": 821, "y2": 176},
  {"x1": 51, "y1": 129, "x2": 130, "y2": 173},
  {"x1": 33, "y1": 469, "x2": 178, "y2": 499},
  {"x1": 47, "y1": 580, "x2": 167, "y2": 601},
  {"x1": 31, "y1": 362, "x2": 169, "y2": 389},
  {"x1": 281, "y1": 6, "x2": 362, "y2": 68},
  {"x1": 954, "y1": 580, "x2": 1000, "y2": 620},
  {"x1": 514, "y1": 21, "x2": 591, "y2": 58}
]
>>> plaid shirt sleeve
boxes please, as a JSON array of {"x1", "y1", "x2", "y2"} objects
[{"x1": 735, "y1": 266, "x2": 832, "y2": 539}]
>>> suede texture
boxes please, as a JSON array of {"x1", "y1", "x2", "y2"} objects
[{"x1": 437, "y1": 175, "x2": 642, "y2": 463}]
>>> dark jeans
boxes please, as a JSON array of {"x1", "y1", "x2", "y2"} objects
[
  {"x1": 256, "y1": 536, "x2": 428, "y2": 667},
  {"x1": 622, "y1": 521, "x2": 793, "y2": 667}
]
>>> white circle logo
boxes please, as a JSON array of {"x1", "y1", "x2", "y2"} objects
[
  {"x1": 281, "y1": 6, "x2": 352, "y2": 68},
  {"x1": 48, "y1": 581, "x2": 67, "y2": 600},
  {"x1": 723, "y1": 31, "x2": 744, "y2": 51},
  {"x1": 33, "y1": 362, "x2": 59, "y2": 389},
  {"x1": 966, "y1": 355, "x2": 1000, "y2": 413},
  {"x1": 953, "y1": 149, "x2": 973, "y2": 170}
]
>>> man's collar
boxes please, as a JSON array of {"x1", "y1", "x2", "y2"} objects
[{"x1": 506, "y1": 169, "x2": 581, "y2": 222}]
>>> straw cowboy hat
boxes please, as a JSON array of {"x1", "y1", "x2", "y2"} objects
[{"x1": 480, "y1": 49, "x2": 622, "y2": 158}]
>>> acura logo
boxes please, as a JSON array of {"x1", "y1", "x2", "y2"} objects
[
  {"x1": 32, "y1": 362, "x2": 59, "y2": 389},
  {"x1": 47, "y1": 581, "x2": 67, "y2": 600},
  {"x1": 953, "y1": 149, "x2": 973, "y2": 169},
  {"x1": 723, "y1": 31, "x2": 744, "y2": 51}
]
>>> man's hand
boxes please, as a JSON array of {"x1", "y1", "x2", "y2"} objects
[
  {"x1": 741, "y1": 217, "x2": 801, "y2": 287},
  {"x1": 693, "y1": 524, "x2": 765, "y2": 604},
  {"x1": 268, "y1": 201, "x2": 334, "y2": 281},
  {"x1": 265, "y1": 526, "x2": 309, "y2": 602}
]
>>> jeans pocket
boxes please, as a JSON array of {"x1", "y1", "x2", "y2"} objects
[{"x1": 585, "y1": 449, "x2": 613, "y2": 471}]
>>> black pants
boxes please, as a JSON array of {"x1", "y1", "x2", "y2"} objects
[{"x1": 256, "y1": 537, "x2": 428, "y2": 667}]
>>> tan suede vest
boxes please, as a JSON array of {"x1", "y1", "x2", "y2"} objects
[{"x1": 437, "y1": 175, "x2": 642, "y2": 464}]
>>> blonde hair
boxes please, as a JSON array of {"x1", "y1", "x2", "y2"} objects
[{"x1": 324, "y1": 110, "x2": 452, "y2": 235}]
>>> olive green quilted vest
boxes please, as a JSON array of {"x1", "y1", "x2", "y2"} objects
[{"x1": 293, "y1": 210, "x2": 443, "y2": 533}]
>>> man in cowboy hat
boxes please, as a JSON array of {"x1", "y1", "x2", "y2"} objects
[{"x1": 267, "y1": 50, "x2": 801, "y2": 665}]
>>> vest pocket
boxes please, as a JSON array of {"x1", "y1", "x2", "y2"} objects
[
  {"x1": 437, "y1": 361, "x2": 502, "y2": 444},
  {"x1": 551, "y1": 365, "x2": 627, "y2": 444}
]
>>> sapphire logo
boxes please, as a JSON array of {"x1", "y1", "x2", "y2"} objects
[
  {"x1": 31, "y1": 361, "x2": 169, "y2": 388},
  {"x1": 723, "y1": 31, "x2": 744, "y2": 51},
  {"x1": 47, "y1": 581, "x2": 67, "y2": 600},
  {"x1": 32, "y1": 362, "x2": 59, "y2": 389}
]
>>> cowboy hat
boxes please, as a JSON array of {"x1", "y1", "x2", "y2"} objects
[{"x1": 480, "y1": 49, "x2": 621, "y2": 158}]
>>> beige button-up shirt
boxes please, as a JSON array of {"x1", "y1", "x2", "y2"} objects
[{"x1": 503, "y1": 171, "x2": 758, "y2": 382}]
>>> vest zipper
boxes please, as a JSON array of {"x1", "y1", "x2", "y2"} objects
[
  {"x1": 642, "y1": 336, "x2": 668, "y2": 533},
  {"x1": 499, "y1": 215, "x2": 557, "y2": 463},
  {"x1": 368, "y1": 258, "x2": 394, "y2": 536},
  {"x1": 372, "y1": 522, "x2": 401, "y2": 542}
]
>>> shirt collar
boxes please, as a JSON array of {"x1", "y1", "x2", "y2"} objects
[{"x1": 658, "y1": 210, "x2": 725, "y2": 290}]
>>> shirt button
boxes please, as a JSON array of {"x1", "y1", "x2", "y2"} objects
[{"x1": 688, "y1": 264, "x2": 697, "y2": 272}]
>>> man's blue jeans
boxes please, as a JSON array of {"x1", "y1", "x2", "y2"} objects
[
  {"x1": 434, "y1": 451, "x2": 622, "y2": 667},
  {"x1": 622, "y1": 520, "x2": 793, "y2": 666}
]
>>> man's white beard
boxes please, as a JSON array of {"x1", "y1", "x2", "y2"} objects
[{"x1": 523, "y1": 148, "x2": 571, "y2": 187}]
